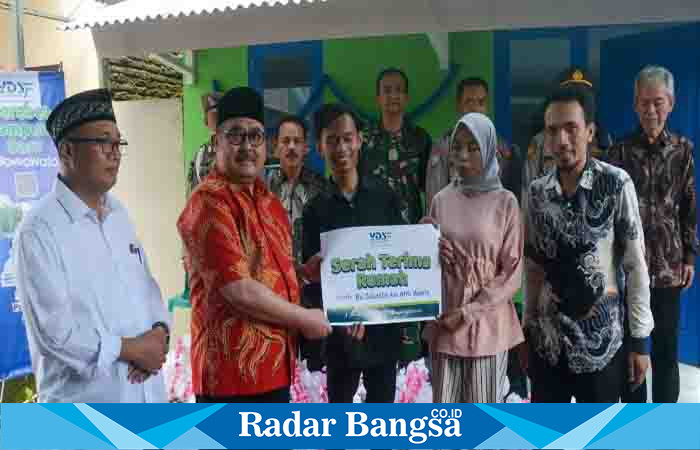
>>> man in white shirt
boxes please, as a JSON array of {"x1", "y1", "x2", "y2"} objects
[{"x1": 15, "y1": 88, "x2": 169, "y2": 403}]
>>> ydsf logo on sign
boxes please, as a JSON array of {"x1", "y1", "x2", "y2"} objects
[
  {"x1": 368, "y1": 231, "x2": 392, "y2": 243},
  {"x1": 0, "y1": 80, "x2": 36, "y2": 101}
]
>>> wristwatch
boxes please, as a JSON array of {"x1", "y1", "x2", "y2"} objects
[{"x1": 152, "y1": 321, "x2": 170, "y2": 346}]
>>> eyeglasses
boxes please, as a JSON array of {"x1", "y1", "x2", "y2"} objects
[
  {"x1": 221, "y1": 128, "x2": 265, "y2": 147},
  {"x1": 67, "y1": 137, "x2": 128, "y2": 156}
]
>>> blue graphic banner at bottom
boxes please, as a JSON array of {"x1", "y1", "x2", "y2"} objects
[{"x1": 2, "y1": 403, "x2": 700, "y2": 449}]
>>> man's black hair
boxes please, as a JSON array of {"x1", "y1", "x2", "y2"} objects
[{"x1": 376, "y1": 68, "x2": 409, "y2": 95}]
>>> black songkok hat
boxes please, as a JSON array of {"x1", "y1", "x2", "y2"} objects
[
  {"x1": 46, "y1": 88, "x2": 116, "y2": 145},
  {"x1": 217, "y1": 87, "x2": 264, "y2": 127}
]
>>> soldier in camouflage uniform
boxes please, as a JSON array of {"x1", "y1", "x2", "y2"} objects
[
  {"x1": 360, "y1": 68, "x2": 431, "y2": 224},
  {"x1": 359, "y1": 68, "x2": 432, "y2": 365}
]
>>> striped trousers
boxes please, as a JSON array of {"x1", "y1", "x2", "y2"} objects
[
  {"x1": 431, "y1": 351, "x2": 509, "y2": 403},
  {"x1": 431, "y1": 352, "x2": 509, "y2": 450}
]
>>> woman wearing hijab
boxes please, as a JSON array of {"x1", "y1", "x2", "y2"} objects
[{"x1": 423, "y1": 113, "x2": 524, "y2": 403}]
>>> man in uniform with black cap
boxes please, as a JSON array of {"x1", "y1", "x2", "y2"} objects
[
  {"x1": 523, "y1": 67, "x2": 613, "y2": 199},
  {"x1": 178, "y1": 86, "x2": 331, "y2": 404},
  {"x1": 16, "y1": 88, "x2": 170, "y2": 403}
]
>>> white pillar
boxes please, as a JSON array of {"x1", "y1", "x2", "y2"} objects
[{"x1": 9, "y1": 0, "x2": 26, "y2": 70}]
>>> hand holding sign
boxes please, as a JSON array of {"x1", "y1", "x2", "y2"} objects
[
  {"x1": 419, "y1": 216, "x2": 437, "y2": 228},
  {"x1": 300, "y1": 308, "x2": 332, "y2": 340},
  {"x1": 304, "y1": 253, "x2": 323, "y2": 283},
  {"x1": 343, "y1": 323, "x2": 365, "y2": 340}
]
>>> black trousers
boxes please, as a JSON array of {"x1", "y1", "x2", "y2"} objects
[
  {"x1": 622, "y1": 286, "x2": 682, "y2": 403},
  {"x1": 507, "y1": 303, "x2": 528, "y2": 399},
  {"x1": 507, "y1": 346, "x2": 529, "y2": 399},
  {"x1": 327, "y1": 361, "x2": 396, "y2": 450},
  {"x1": 530, "y1": 347, "x2": 624, "y2": 403},
  {"x1": 196, "y1": 386, "x2": 291, "y2": 403},
  {"x1": 196, "y1": 388, "x2": 290, "y2": 450},
  {"x1": 327, "y1": 360, "x2": 397, "y2": 403}
]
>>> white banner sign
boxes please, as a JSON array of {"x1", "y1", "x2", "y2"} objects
[{"x1": 320, "y1": 224, "x2": 442, "y2": 325}]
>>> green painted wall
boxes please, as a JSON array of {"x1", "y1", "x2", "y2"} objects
[
  {"x1": 323, "y1": 32, "x2": 494, "y2": 139},
  {"x1": 182, "y1": 47, "x2": 248, "y2": 165},
  {"x1": 181, "y1": 32, "x2": 493, "y2": 170}
]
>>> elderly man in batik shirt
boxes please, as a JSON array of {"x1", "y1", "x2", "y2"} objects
[
  {"x1": 608, "y1": 65, "x2": 698, "y2": 404},
  {"x1": 523, "y1": 85, "x2": 653, "y2": 403},
  {"x1": 266, "y1": 115, "x2": 327, "y2": 265}
]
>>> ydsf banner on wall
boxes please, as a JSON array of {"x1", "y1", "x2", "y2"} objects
[{"x1": 0, "y1": 71, "x2": 65, "y2": 381}]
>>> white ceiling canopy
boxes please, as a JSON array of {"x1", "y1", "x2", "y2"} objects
[{"x1": 65, "y1": 0, "x2": 700, "y2": 58}]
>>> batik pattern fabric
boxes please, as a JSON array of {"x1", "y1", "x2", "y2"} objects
[
  {"x1": 524, "y1": 159, "x2": 653, "y2": 374},
  {"x1": 178, "y1": 170, "x2": 299, "y2": 396},
  {"x1": 266, "y1": 166, "x2": 327, "y2": 264},
  {"x1": 607, "y1": 129, "x2": 699, "y2": 288}
]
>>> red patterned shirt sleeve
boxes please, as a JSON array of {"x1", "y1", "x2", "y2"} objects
[{"x1": 178, "y1": 187, "x2": 252, "y2": 293}]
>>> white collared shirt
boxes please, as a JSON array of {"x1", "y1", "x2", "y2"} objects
[{"x1": 15, "y1": 178, "x2": 168, "y2": 403}]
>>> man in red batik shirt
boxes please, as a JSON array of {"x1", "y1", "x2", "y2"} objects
[{"x1": 178, "y1": 87, "x2": 331, "y2": 403}]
